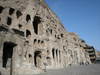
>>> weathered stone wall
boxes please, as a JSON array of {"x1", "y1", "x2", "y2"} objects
[
  {"x1": 0, "y1": 0, "x2": 94, "y2": 75},
  {"x1": 96, "y1": 51, "x2": 100, "y2": 62}
]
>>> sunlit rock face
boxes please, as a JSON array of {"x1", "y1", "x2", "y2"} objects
[{"x1": 0, "y1": 0, "x2": 94, "y2": 75}]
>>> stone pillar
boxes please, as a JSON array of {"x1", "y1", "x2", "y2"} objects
[
  {"x1": 0, "y1": 41, "x2": 3, "y2": 68},
  {"x1": 12, "y1": 47, "x2": 17, "y2": 75},
  {"x1": 61, "y1": 51, "x2": 64, "y2": 67},
  {"x1": 56, "y1": 49, "x2": 58, "y2": 66},
  {"x1": 57, "y1": 50, "x2": 60, "y2": 65},
  {"x1": 54, "y1": 49, "x2": 57, "y2": 66},
  {"x1": 59, "y1": 50, "x2": 61, "y2": 65},
  {"x1": 60, "y1": 51, "x2": 63, "y2": 67}
]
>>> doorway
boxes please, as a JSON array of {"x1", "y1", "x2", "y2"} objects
[
  {"x1": 33, "y1": 16, "x2": 41, "y2": 35},
  {"x1": 34, "y1": 51, "x2": 41, "y2": 67},
  {"x1": 2, "y1": 42, "x2": 17, "y2": 68}
]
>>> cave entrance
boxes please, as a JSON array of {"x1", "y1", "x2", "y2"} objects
[
  {"x1": 2, "y1": 42, "x2": 17, "y2": 68},
  {"x1": 34, "y1": 51, "x2": 42, "y2": 68},
  {"x1": 33, "y1": 16, "x2": 41, "y2": 35},
  {"x1": 52, "y1": 48, "x2": 55, "y2": 59},
  {"x1": 26, "y1": 30, "x2": 31, "y2": 37}
]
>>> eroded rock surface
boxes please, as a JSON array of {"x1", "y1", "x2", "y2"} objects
[{"x1": 0, "y1": 0, "x2": 96, "y2": 75}]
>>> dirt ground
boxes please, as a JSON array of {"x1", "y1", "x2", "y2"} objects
[{"x1": 36, "y1": 64, "x2": 100, "y2": 75}]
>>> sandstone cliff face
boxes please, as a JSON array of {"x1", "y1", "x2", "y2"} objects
[
  {"x1": 96, "y1": 51, "x2": 100, "y2": 61},
  {"x1": 96, "y1": 51, "x2": 100, "y2": 57},
  {"x1": 0, "y1": 0, "x2": 95, "y2": 75}
]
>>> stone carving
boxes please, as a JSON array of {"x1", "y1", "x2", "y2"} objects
[{"x1": 0, "y1": 0, "x2": 96, "y2": 75}]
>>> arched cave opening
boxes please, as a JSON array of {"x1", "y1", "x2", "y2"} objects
[
  {"x1": 26, "y1": 30, "x2": 31, "y2": 37},
  {"x1": 52, "y1": 48, "x2": 55, "y2": 59},
  {"x1": 32, "y1": 16, "x2": 41, "y2": 35},
  {"x1": 34, "y1": 51, "x2": 41, "y2": 67},
  {"x1": 2, "y1": 42, "x2": 17, "y2": 68}
]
